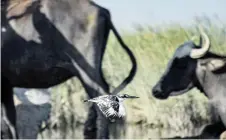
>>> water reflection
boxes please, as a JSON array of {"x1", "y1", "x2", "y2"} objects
[
  {"x1": 38, "y1": 122, "x2": 202, "y2": 139},
  {"x1": 14, "y1": 87, "x2": 206, "y2": 139}
]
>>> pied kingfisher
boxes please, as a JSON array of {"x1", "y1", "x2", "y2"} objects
[{"x1": 84, "y1": 94, "x2": 139, "y2": 119}]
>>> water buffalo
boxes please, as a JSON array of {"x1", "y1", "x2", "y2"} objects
[
  {"x1": 1, "y1": 0, "x2": 137, "y2": 139},
  {"x1": 152, "y1": 26, "x2": 226, "y2": 138}
]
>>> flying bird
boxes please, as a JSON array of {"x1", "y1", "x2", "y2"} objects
[{"x1": 84, "y1": 94, "x2": 139, "y2": 119}]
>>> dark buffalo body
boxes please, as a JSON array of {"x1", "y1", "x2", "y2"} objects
[
  {"x1": 1, "y1": 0, "x2": 137, "y2": 139},
  {"x1": 152, "y1": 27, "x2": 226, "y2": 138}
]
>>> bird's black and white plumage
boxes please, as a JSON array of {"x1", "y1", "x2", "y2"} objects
[{"x1": 84, "y1": 94, "x2": 139, "y2": 119}]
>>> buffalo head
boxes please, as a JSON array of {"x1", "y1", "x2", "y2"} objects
[{"x1": 152, "y1": 26, "x2": 225, "y2": 99}]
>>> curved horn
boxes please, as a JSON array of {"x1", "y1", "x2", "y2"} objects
[{"x1": 190, "y1": 25, "x2": 210, "y2": 59}]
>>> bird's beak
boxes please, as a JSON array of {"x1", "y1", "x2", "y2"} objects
[{"x1": 128, "y1": 95, "x2": 139, "y2": 99}]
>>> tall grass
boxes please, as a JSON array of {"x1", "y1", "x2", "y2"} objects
[
  {"x1": 42, "y1": 18, "x2": 226, "y2": 138},
  {"x1": 102, "y1": 20, "x2": 226, "y2": 127}
]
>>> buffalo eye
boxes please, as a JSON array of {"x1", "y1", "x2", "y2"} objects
[
  {"x1": 177, "y1": 62, "x2": 187, "y2": 69},
  {"x1": 174, "y1": 58, "x2": 188, "y2": 69}
]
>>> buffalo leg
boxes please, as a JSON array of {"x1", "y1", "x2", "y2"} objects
[
  {"x1": 83, "y1": 104, "x2": 109, "y2": 139},
  {"x1": 82, "y1": 86, "x2": 109, "y2": 139},
  {"x1": 78, "y1": 76, "x2": 109, "y2": 139},
  {"x1": 1, "y1": 78, "x2": 18, "y2": 139},
  {"x1": 83, "y1": 104, "x2": 97, "y2": 139},
  {"x1": 67, "y1": 57, "x2": 110, "y2": 139},
  {"x1": 96, "y1": 106, "x2": 110, "y2": 139}
]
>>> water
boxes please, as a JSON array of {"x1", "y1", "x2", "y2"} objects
[
  {"x1": 38, "y1": 122, "x2": 202, "y2": 139},
  {"x1": 13, "y1": 87, "x2": 206, "y2": 139}
]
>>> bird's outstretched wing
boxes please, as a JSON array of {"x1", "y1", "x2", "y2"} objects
[
  {"x1": 97, "y1": 101, "x2": 120, "y2": 118},
  {"x1": 84, "y1": 95, "x2": 109, "y2": 103}
]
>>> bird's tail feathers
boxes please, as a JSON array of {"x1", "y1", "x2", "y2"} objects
[{"x1": 83, "y1": 99, "x2": 97, "y2": 103}]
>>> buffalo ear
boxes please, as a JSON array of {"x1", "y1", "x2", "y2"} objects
[{"x1": 203, "y1": 59, "x2": 226, "y2": 71}]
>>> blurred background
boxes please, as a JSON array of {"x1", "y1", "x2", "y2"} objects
[{"x1": 13, "y1": 0, "x2": 226, "y2": 139}]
